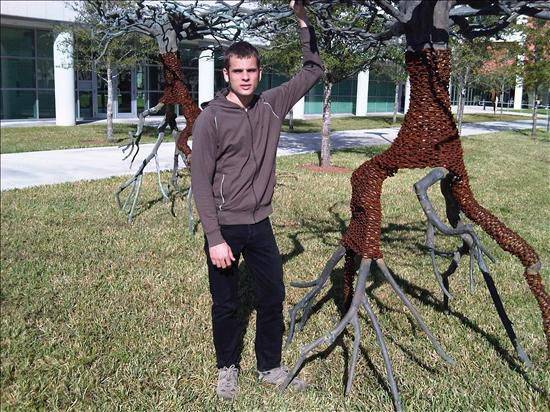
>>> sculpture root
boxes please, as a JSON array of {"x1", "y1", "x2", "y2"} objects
[
  {"x1": 414, "y1": 167, "x2": 536, "y2": 366},
  {"x1": 284, "y1": 255, "x2": 455, "y2": 412}
]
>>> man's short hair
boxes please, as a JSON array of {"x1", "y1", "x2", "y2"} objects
[{"x1": 224, "y1": 41, "x2": 260, "y2": 70}]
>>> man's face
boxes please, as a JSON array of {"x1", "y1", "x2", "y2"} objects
[{"x1": 223, "y1": 56, "x2": 262, "y2": 98}]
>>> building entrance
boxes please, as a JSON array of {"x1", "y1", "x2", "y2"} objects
[{"x1": 116, "y1": 70, "x2": 134, "y2": 117}]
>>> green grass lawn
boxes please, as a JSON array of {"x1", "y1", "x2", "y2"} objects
[
  {"x1": 0, "y1": 113, "x2": 536, "y2": 154},
  {"x1": 1, "y1": 132, "x2": 549, "y2": 410},
  {"x1": 0, "y1": 124, "x2": 162, "y2": 154},
  {"x1": 282, "y1": 113, "x2": 534, "y2": 134}
]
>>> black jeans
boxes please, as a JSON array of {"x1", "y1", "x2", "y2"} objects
[{"x1": 204, "y1": 218, "x2": 285, "y2": 372}]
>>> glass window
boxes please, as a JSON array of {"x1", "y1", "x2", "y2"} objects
[
  {"x1": 179, "y1": 48, "x2": 201, "y2": 67},
  {"x1": 136, "y1": 66, "x2": 144, "y2": 90},
  {"x1": 185, "y1": 69, "x2": 199, "y2": 103},
  {"x1": 78, "y1": 69, "x2": 93, "y2": 81},
  {"x1": 148, "y1": 65, "x2": 163, "y2": 90},
  {"x1": 97, "y1": 92, "x2": 107, "y2": 114},
  {"x1": 38, "y1": 91, "x2": 55, "y2": 118},
  {"x1": 97, "y1": 73, "x2": 108, "y2": 91},
  {"x1": 137, "y1": 91, "x2": 145, "y2": 112},
  {"x1": 367, "y1": 71, "x2": 394, "y2": 113},
  {"x1": 117, "y1": 71, "x2": 132, "y2": 93},
  {"x1": 214, "y1": 69, "x2": 225, "y2": 92},
  {"x1": 0, "y1": 90, "x2": 36, "y2": 119},
  {"x1": 0, "y1": 58, "x2": 35, "y2": 88},
  {"x1": 0, "y1": 27, "x2": 34, "y2": 57},
  {"x1": 214, "y1": 52, "x2": 224, "y2": 70},
  {"x1": 149, "y1": 91, "x2": 161, "y2": 107},
  {"x1": 79, "y1": 91, "x2": 92, "y2": 118},
  {"x1": 256, "y1": 73, "x2": 271, "y2": 93},
  {"x1": 37, "y1": 30, "x2": 54, "y2": 58},
  {"x1": 118, "y1": 93, "x2": 132, "y2": 113},
  {"x1": 37, "y1": 59, "x2": 54, "y2": 88}
]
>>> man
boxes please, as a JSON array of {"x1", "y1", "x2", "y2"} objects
[{"x1": 191, "y1": 0, "x2": 323, "y2": 400}]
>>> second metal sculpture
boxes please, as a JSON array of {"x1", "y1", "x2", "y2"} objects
[{"x1": 282, "y1": 1, "x2": 549, "y2": 411}]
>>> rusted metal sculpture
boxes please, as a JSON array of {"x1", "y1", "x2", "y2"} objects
[
  {"x1": 281, "y1": 1, "x2": 549, "y2": 410},
  {"x1": 91, "y1": 0, "x2": 251, "y2": 222}
]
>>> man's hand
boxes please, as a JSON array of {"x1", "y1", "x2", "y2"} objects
[
  {"x1": 209, "y1": 242, "x2": 235, "y2": 269},
  {"x1": 290, "y1": 0, "x2": 309, "y2": 28}
]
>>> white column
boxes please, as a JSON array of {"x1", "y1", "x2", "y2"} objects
[
  {"x1": 514, "y1": 76, "x2": 523, "y2": 110},
  {"x1": 355, "y1": 69, "x2": 369, "y2": 116},
  {"x1": 291, "y1": 96, "x2": 305, "y2": 120},
  {"x1": 53, "y1": 31, "x2": 76, "y2": 126},
  {"x1": 198, "y1": 49, "x2": 215, "y2": 108},
  {"x1": 404, "y1": 76, "x2": 411, "y2": 114}
]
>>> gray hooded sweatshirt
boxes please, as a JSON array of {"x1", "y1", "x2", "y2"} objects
[{"x1": 191, "y1": 27, "x2": 324, "y2": 247}]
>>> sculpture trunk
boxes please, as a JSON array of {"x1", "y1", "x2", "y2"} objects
[
  {"x1": 341, "y1": 48, "x2": 549, "y2": 349},
  {"x1": 158, "y1": 52, "x2": 201, "y2": 160}
]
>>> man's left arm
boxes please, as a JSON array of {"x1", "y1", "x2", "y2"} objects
[{"x1": 262, "y1": 0, "x2": 324, "y2": 118}]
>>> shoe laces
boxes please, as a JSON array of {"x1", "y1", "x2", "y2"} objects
[{"x1": 219, "y1": 365, "x2": 238, "y2": 387}]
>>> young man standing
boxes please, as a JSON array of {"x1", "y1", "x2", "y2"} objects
[{"x1": 191, "y1": 0, "x2": 323, "y2": 400}]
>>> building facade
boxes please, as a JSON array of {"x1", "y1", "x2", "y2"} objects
[{"x1": 1, "y1": 1, "x2": 530, "y2": 125}]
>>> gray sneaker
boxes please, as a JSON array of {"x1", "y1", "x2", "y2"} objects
[
  {"x1": 216, "y1": 365, "x2": 239, "y2": 400},
  {"x1": 258, "y1": 366, "x2": 308, "y2": 391}
]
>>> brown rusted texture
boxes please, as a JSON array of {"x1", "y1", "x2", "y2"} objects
[
  {"x1": 341, "y1": 49, "x2": 549, "y2": 347},
  {"x1": 159, "y1": 52, "x2": 201, "y2": 159}
]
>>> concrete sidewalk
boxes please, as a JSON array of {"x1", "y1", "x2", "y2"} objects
[{"x1": 1, "y1": 119, "x2": 545, "y2": 191}]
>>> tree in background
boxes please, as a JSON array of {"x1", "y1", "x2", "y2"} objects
[
  {"x1": 261, "y1": 37, "x2": 302, "y2": 131},
  {"x1": 257, "y1": 0, "x2": 386, "y2": 168},
  {"x1": 478, "y1": 43, "x2": 521, "y2": 119},
  {"x1": 60, "y1": 1, "x2": 157, "y2": 142},
  {"x1": 521, "y1": 18, "x2": 550, "y2": 138},
  {"x1": 373, "y1": 44, "x2": 407, "y2": 124},
  {"x1": 450, "y1": 37, "x2": 488, "y2": 134}
]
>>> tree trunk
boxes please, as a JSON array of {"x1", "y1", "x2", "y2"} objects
[
  {"x1": 106, "y1": 60, "x2": 114, "y2": 142},
  {"x1": 289, "y1": 108, "x2": 294, "y2": 132},
  {"x1": 393, "y1": 82, "x2": 399, "y2": 124},
  {"x1": 546, "y1": 104, "x2": 549, "y2": 133},
  {"x1": 456, "y1": 68, "x2": 469, "y2": 135},
  {"x1": 320, "y1": 80, "x2": 332, "y2": 168},
  {"x1": 500, "y1": 83, "x2": 505, "y2": 119},
  {"x1": 531, "y1": 91, "x2": 538, "y2": 139}
]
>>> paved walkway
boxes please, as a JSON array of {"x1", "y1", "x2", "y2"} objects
[{"x1": 0, "y1": 119, "x2": 545, "y2": 191}]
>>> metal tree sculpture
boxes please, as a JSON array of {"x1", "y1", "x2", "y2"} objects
[
  {"x1": 91, "y1": 0, "x2": 252, "y2": 223},
  {"x1": 275, "y1": 1, "x2": 550, "y2": 410}
]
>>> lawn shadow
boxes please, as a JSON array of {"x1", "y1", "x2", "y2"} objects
[
  {"x1": 382, "y1": 263, "x2": 548, "y2": 397},
  {"x1": 125, "y1": 192, "x2": 168, "y2": 220},
  {"x1": 286, "y1": 262, "x2": 393, "y2": 397},
  {"x1": 286, "y1": 261, "x2": 437, "y2": 400},
  {"x1": 276, "y1": 202, "x2": 425, "y2": 263},
  {"x1": 284, "y1": 215, "x2": 547, "y2": 399}
]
